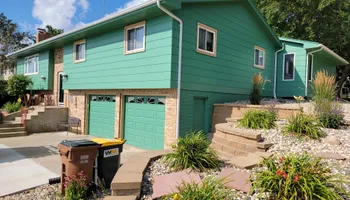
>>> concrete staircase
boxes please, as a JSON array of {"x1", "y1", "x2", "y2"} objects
[
  {"x1": 0, "y1": 121, "x2": 26, "y2": 138},
  {"x1": 210, "y1": 123, "x2": 273, "y2": 169},
  {"x1": 14, "y1": 107, "x2": 45, "y2": 123}
]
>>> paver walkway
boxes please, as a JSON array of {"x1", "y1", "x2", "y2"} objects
[{"x1": 0, "y1": 132, "x2": 145, "y2": 197}]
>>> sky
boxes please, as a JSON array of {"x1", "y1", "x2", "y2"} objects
[{"x1": 1, "y1": 0, "x2": 151, "y2": 34}]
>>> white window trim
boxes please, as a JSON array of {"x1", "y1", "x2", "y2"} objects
[
  {"x1": 307, "y1": 54, "x2": 314, "y2": 82},
  {"x1": 73, "y1": 39, "x2": 86, "y2": 63},
  {"x1": 124, "y1": 21, "x2": 146, "y2": 55},
  {"x1": 24, "y1": 54, "x2": 39, "y2": 76},
  {"x1": 196, "y1": 22, "x2": 217, "y2": 57},
  {"x1": 282, "y1": 52, "x2": 296, "y2": 81},
  {"x1": 254, "y1": 46, "x2": 266, "y2": 69}
]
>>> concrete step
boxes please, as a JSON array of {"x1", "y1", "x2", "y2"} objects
[
  {"x1": 0, "y1": 131, "x2": 27, "y2": 138},
  {"x1": 14, "y1": 117, "x2": 22, "y2": 122},
  {"x1": 0, "y1": 121, "x2": 23, "y2": 128},
  {"x1": 226, "y1": 117, "x2": 241, "y2": 123},
  {"x1": 228, "y1": 152, "x2": 273, "y2": 169},
  {"x1": 0, "y1": 127, "x2": 25, "y2": 133}
]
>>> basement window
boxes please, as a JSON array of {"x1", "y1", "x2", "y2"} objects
[
  {"x1": 197, "y1": 23, "x2": 217, "y2": 57},
  {"x1": 283, "y1": 53, "x2": 295, "y2": 81},
  {"x1": 125, "y1": 21, "x2": 146, "y2": 54},
  {"x1": 254, "y1": 46, "x2": 265, "y2": 69},
  {"x1": 73, "y1": 39, "x2": 86, "y2": 63}
]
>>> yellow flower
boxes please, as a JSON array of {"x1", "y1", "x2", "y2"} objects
[
  {"x1": 17, "y1": 98, "x2": 22, "y2": 103},
  {"x1": 293, "y1": 96, "x2": 304, "y2": 103},
  {"x1": 173, "y1": 193, "x2": 179, "y2": 200}
]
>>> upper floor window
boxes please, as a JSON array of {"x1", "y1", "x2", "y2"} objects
[
  {"x1": 254, "y1": 46, "x2": 265, "y2": 69},
  {"x1": 25, "y1": 54, "x2": 39, "y2": 75},
  {"x1": 124, "y1": 21, "x2": 146, "y2": 54},
  {"x1": 283, "y1": 53, "x2": 295, "y2": 81},
  {"x1": 73, "y1": 39, "x2": 86, "y2": 63},
  {"x1": 197, "y1": 23, "x2": 217, "y2": 57}
]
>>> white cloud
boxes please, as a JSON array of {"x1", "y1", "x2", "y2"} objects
[
  {"x1": 32, "y1": 0, "x2": 90, "y2": 31},
  {"x1": 75, "y1": 21, "x2": 86, "y2": 28},
  {"x1": 105, "y1": 0, "x2": 151, "y2": 17}
]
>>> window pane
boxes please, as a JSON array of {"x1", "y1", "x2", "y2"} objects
[
  {"x1": 206, "y1": 31, "x2": 214, "y2": 52},
  {"x1": 80, "y1": 43, "x2": 86, "y2": 60},
  {"x1": 254, "y1": 49, "x2": 260, "y2": 65},
  {"x1": 76, "y1": 44, "x2": 80, "y2": 60},
  {"x1": 198, "y1": 28, "x2": 206, "y2": 50},
  {"x1": 308, "y1": 55, "x2": 312, "y2": 81},
  {"x1": 127, "y1": 29, "x2": 135, "y2": 51},
  {"x1": 135, "y1": 27, "x2": 144, "y2": 49},
  {"x1": 35, "y1": 56, "x2": 39, "y2": 73},
  {"x1": 284, "y1": 54, "x2": 295, "y2": 79},
  {"x1": 259, "y1": 51, "x2": 264, "y2": 66},
  {"x1": 24, "y1": 59, "x2": 28, "y2": 74}
]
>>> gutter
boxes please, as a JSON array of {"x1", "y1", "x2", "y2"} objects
[
  {"x1": 156, "y1": 0, "x2": 183, "y2": 139},
  {"x1": 305, "y1": 46, "x2": 323, "y2": 96},
  {"x1": 7, "y1": 0, "x2": 158, "y2": 58},
  {"x1": 319, "y1": 44, "x2": 349, "y2": 65},
  {"x1": 274, "y1": 45, "x2": 285, "y2": 99}
]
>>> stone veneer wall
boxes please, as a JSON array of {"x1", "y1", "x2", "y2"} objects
[
  {"x1": 53, "y1": 48, "x2": 64, "y2": 106},
  {"x1": 66, "y1": 89, "x2": 177, "y2": 149}
]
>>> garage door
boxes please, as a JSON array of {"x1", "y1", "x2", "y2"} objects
[
  {"x1": 124, "y1": 96, "x2": 165, "y2": 150},
  {"x1": 88, "y1": 95, "x2": 116, "y2": 138}
]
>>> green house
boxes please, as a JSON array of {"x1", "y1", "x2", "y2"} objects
[
  {"x1": 7, "y1": 0, "x2": 348, "y2": 150},
  {"x1": 276, "y1": 37, "x2": 349, "y2": 98}
]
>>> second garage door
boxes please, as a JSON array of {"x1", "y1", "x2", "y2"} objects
[
  {"x1": 124, "y1": 96, "x2": 165, "y2": 150},
  {"x1": 88, "y1": 95, "x2": 116, "y2": 138}
]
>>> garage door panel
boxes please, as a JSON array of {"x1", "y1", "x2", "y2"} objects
[{"x1": 124, "y1": 96, "x2": 165, "y2": 150}]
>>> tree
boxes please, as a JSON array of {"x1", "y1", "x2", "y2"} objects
[
  {"x1": 6, "y1": 75, "x2": 33, "y2": 100},
  {"x1": 253, "y1": 0, "x2": 350, "y2": 95},
  {"x1": 0, "y1": 13, "x2": 34, "y2": 71},
  {"x1": 45, "y1": 25, "x2": 63, "y2": 36}
]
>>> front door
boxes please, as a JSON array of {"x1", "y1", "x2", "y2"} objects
[{"x1": 58, "y1": 72, "x2": 64, "y2": 106}]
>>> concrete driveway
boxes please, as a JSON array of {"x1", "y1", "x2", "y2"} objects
[{"x1": 0, "y1": 132, "x2": 145, "y2": 197}]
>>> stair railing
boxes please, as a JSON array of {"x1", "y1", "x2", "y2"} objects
[{"x1": 21, "y1": 106, "x2": 27, "y2": 129}]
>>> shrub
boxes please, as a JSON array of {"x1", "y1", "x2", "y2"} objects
[
  {"x1": 162, "y1": 176, "x2": 234, "y2": 200},
  {"x1": 249, "y1": 73, "x2": 270, "y2": 105},
  {"x1": 315, "y1": 99, "x2": 344, "y2": 129},
  {"x1": 64, "y1": 171, "x2": 88, "y2": 200},
  {"x1": 239, "y1": 109, "x2": 276, "y2": 129},
  {"x1": 163, "y1": 130, "x2": 221, "y2": 172},
  {"x1": 311, "y1": 70, "x2": 337, "y2": 102},
  {"x1": 2, "y1": 101, "x2": 21, "y2": 113},
  {"x1": 282, "y1": 113, "x2": 326, "y2": 139},
  {"x1": 251, "y1": 153, "x2": 350, "y2": 200},
  {"x1": 6, "y1": 75, "x2": 33, "y2": 98}
]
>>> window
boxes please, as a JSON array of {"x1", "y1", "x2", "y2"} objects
[
  {"x1": 124, "y1": 21, "x2": 146, "y2": 54},
  {"x1": 24, "y1": 54, "x2": 39, "y2": 75},
  {"x1": 283, "y1": 53, "x2": 295, "y2": 81},
  {"x1": 307, "y1": 54, "x2": 313, "y2": 81},
  {"x1": 254, "y1": 46, "x2": 265, "y2": 69},
  {"x1": 73, "y1": 39, "x2": 86, "y2": 63},
  {"x1": 197, "y1": 23, "x2": 217, "y2": 57}
]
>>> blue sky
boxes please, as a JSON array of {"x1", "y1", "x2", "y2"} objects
[{"x1": 2, "y1": 0, "x2": 150, "y2": 34}]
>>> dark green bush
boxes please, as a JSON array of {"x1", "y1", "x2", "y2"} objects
[
  {"x1": 163, "y1": 130, "x2": 221, "y2": 172},
  {"x1": 239, "y1": 109, "x2": 276, "y2": 129},
  {"x1": 283, "y1": 113, "x2": 326, "y2": 139},
  {"x1": 2, "y1": 101, "x2": 21, "y2": 113},
  {"x1": 252, "y1": 154, "x2": 349, "y2": 200},
  {"x1": 162, "y1": 176, "x2": 234, "y2": 200},
  {"x1": 315, "y1": 99, "x2": 344, "y2": 129}
]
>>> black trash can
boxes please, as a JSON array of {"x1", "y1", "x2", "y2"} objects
[{"x1": 91, "y1": 138, "x2": 126, "y2": 189}]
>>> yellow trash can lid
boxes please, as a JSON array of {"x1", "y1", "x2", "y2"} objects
[{"x1": 90, "y1": 138, "x2": 126, "y2": 147}]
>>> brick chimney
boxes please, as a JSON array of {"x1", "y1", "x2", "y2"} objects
[{"x1": 36, "y1": 28, "x2": 52, "y2": 43}]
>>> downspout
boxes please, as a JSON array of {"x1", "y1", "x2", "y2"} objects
[
  {"x1": 156, "y1": 0, "x2": 183, "y2": 139},
  {"x1": 305, "y1": 46, "x2": 323, "y2": 96},
  {"x1": 274, "y1": 45, "x2": 285, "y2": 99}
]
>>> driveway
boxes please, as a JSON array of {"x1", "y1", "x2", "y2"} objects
[{"x1": 0, "y1": 132, "x2": 145, "y2": 197}]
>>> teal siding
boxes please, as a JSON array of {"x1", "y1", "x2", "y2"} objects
[
  {"x1": 63, "y1": 15, "x2": 175, "y2": 90},
  {"x1": 172, "y1": 1, "x2": 279, "y2": 135},
  {"x1": 276, "y1": 42, "x2": 307, "y2": 97},
  {"x1": 16, "y1": 51, "x2": 53, "y2": 90},
  {"x1": 173, "y1": 2, "x2": 278, "y2": 96}
]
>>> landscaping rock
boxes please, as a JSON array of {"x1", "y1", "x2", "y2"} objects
[
  {"x1": 323, "y1": 135, "x2": 342, "y2": 145},
  {"x1": 315, "y1": 152, "x2": 346, "y2": 160},
  {"x1": 152, "y1": 170, "x2": 201, "y2": 199},
  {"x1": 218, "y1": 168, "x2": 251, "y2": 193}
]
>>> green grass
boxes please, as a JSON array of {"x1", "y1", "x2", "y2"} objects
[
  {"x1": 239, "y1": 109, "x2": 276, "y2": 130},
  {"x1": 163, "y1": 130, "x2": 221, "y2": 172}
]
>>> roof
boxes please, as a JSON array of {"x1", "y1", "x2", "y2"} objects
[
  {"x1": 280, "y1": 37, "x2": 349, "y2": 66},
  {"x1": 8, "y1": 0, "x2": 281, "y2": 58}
]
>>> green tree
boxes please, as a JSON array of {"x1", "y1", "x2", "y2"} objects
[
  {"x1": 0, "y1": 13, "x2": 34, "y2": 70},
  {"x1": 253, "y1": 0, "x2": 350, "y2": 93},
  {"x1": 6, "y1": 75, "x2": 33, "y2": 100},
  {"x1": 45, "y1": 25, "x2": 63, "y2": 36}
]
